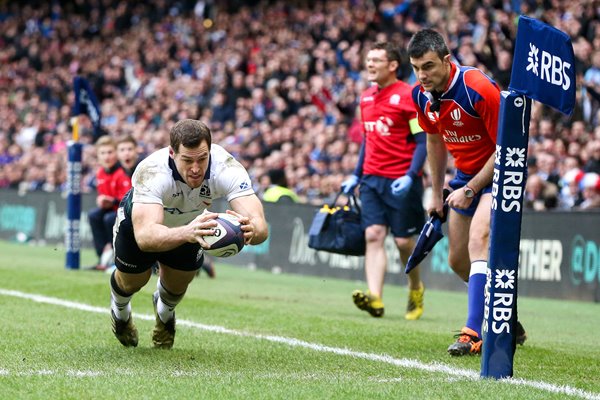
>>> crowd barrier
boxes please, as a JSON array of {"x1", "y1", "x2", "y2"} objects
[{"x1": 1, "y1": 189, "x2": 598, "y2": 302}]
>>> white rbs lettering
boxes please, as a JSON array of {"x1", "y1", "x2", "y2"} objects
[
  {"x1": 539, "y1": 52, "x2": 571, "y2": 90},
  {"x1": 529, "y1": 43, "x2": 571, "y2": 90}
]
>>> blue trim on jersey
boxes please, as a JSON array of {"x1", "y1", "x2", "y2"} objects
[
  {"x1": 168, "y1": 156, "x2": 185, "y2": 183},
  {"x1": 412, "y1": 86, "x2": 428, "y2": 115}
]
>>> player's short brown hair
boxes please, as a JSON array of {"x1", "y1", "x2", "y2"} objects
[{"x1": 170, "y1": 119, "x2": 212, "y2": 153}]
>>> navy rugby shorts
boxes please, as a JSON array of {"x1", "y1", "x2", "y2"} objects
[
  {"x1": 113, "y1": 211, "x2": 204, "y2": 274},
  {"x1": 359, "y1": 174, "x2": 425, "y2": 238}
]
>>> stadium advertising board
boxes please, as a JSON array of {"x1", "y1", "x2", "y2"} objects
[{"x1": 0, "y1": 190, "x2": 598, "y2": 302}]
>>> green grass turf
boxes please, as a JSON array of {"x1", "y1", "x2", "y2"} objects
[{"x1": 0, "y1": 240, "x2": 598, "y2": 400}]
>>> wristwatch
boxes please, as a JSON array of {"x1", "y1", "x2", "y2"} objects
[{"x1": 464, "y1": 185, "x2": 476, "y2": 199}]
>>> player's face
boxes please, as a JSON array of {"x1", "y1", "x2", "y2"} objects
[
  {"x1": 170, "y1": 141, "x2": 210, "y2": 188},
  {"x1": 365, "y1": 49, "x2": 398, "y2": 87},
  {"x1": 410, "y1": 51, "x2": 452, "y2": 93}
]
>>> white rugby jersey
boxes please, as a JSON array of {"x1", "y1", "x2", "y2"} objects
[{"x1": 121, "y1": 144, "x2": 254, "y2": 227}]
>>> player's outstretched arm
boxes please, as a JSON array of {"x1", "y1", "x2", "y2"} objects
[{"x1": 229, "y1": 194, "x2": 269, "y2": 245}]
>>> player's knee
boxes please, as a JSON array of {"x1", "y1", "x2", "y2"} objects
[
  {"x1": 365, "y1": 226, "x2": 386, "y2": 243},
  {"x1": 447, "y1": 252, "x2": 469, "y2": 280},
  {"x1": 468, "y1": 232, "x2": 489, "y2": 255},
  {"x1": 88, "y1": 208, "x2": 101, "y2": 222},
  {"x1": 447, "y1": 252, "x2": 461, "y2": 271},
  {"x1": 394, "y1": 237, "x2": 412, "y2": 252},
  {"x1": 115, "y1": 270, "x2": 150, "y2": 294}
]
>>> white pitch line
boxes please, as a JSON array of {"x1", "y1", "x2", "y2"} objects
[{"x1": 1, "y1": 288, "x2": 599, "y2": 400}]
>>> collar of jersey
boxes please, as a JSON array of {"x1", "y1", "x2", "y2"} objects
[{"x1": 168, "y1": 154, "x2": 212, "y2": 185}]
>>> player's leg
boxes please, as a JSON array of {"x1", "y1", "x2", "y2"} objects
[
  {"x1": 389, "y1": 177, "x2": 426, "y2": 320},
  {"x1": 471, "y1": 194, "x2": 528, "y2": 346},
  {"x1": 445, "y1": 209, "x2": 479, "y2": 355},
  {"x1": 352, "y1": 176, "x2": 387, "y2": 317},
  {"x1": 109, "y1": 214, "x2": 154, "y2": 347},
  {"x1": 446, "y1": 209, "x2": 471, "y2": 281},
  {"x1": 109, "y1": 269, "x2": 152, "y2": 348},
  {"x1": 151, "y1": 243, "x2": 203, "y2": 349},
  {"x1": 447, "y1": 195, "x2": 492, "y2": 356},
  {"x1": 352, "y1": 224, "x2": 387, "y2": 317},
  {"x1": 396, "y1": 236, "x2": 420, "y2": 289},
  {"x1": 364, "y1": 224, "x2": 388, "y2": 297},
  {"x1": 155, "y1": 263, "x2": 196, "y2": 324},
  {"x1": 151, "y1": 263, "x2": 196, "y2": 349},
  {"x1": 396, "y1": 236, "x2": 425, "y2": 320}
]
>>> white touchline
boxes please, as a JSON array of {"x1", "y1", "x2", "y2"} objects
[{"x1": 1, "y1": 288, "x2": 599, "y2": 400}]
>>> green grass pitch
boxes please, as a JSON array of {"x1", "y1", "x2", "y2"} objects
[{"x1": 0, "y1": 240, "x2": 598, "y2": 400}]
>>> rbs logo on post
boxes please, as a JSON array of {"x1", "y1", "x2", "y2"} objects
[{"x1": 526, "y1": 43, "x2": 571, "y2": 91}]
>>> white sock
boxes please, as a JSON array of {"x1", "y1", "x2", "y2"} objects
[
  {"x1": 110, "y1": 271, "x2": 132, "y2": 321},
  {"x1": 155, "y1": 279, "x2": 184, "y2": 323},
  {"x1": 110, "y1": 291, "x2": 132, "y2": 321}
]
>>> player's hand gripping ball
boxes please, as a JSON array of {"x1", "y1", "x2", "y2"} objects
[{"x1": 202, "y1": 213, "x2": 245, "y2": 257}]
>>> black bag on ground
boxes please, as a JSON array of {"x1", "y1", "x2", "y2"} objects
[{"x1": 307, "y1": 192, "x2": 365, "y2": 256}]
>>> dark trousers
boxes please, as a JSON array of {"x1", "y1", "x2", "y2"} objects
[{"x1": 88, "y1": 207, "x2": 117, "y2": 258}]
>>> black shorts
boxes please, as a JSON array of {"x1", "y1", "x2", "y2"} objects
[
  {"x1": 113, "y1": 216, "x2": 204, "y2": 274},
  {"x1": 359, "y1": 174, "x2": 425, "y2": 238}
]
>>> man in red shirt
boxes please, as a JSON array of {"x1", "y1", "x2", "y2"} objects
[
  {"x1": 408, "y1": 29, "x2": 526, "y2": 355},
  {"x1": 89, "y1": 135, "x2": 132, "y2": 270},
  {"x1": 341, "y1": 41, "x2": 427, "y2": 320}
]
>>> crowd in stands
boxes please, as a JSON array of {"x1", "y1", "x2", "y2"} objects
[{"x1": 1, "y1": 0, "x2": 599, "y2": 210}]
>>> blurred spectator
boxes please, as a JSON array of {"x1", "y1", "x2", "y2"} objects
[
  {"x1": 558, "y1": 168, "x2": 585, "y2": 210},
  {"x1": 584, "y1": 139, "x2": 600, "y2": 174},
  {"x1": 576, "y1": 173, "x2": 600, "y2": 210},
  {"x1": 0, "y1": 0, "x2": 597, "y2": 212},
  {"x1": 116, "y1": 135, "x2": 142, "y2": 177},
  {"x1": 88, "y1": 136, "x2": 132, "y2": 271},
  {"x1": 536, "y1": 152, "x2": 561, "y2": 186},
  {"x1": 582, "y1": 50, "x2": 600, "y2": 124},
  {"x1": 524, "y1": 174, "x2": 559, "y2": 211},
  {"x1": 262, "y1": 168, "x2": 300, "y2": 203}
]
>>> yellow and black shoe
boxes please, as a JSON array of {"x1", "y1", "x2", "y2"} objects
[
  {"x1": 447, "y1": 327, "x2": 482, "y2": 356},
  {"x1": 352, "y1": 290, "x2": 384, "y2": 317},
  {"x1": 405, "y1": 284, "x2": 425, "y2": 321}
]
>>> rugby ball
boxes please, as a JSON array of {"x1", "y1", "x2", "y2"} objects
[{"x1": 202, "y1": 213, "x2": 245, "y2": 257}]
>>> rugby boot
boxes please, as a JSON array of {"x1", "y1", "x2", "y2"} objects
[
  {"x1": 111, "y1": 309, "x2": 138, "y2": 347},
  {"x1": 352, "y1": 290, "x2": 384, "y2": 317},
  {"x1": 405, "y1": 284, "x2": 425, "y2": 320},
  {"x1": 152, "y1": 291, "x2": 176, "y2": 349},
  {"x1": 447, "y1": 327, "x2": 482, "y2": 356}
]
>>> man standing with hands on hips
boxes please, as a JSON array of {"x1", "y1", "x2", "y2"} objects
[
  {"x1": 341, "y1": 41, "x2": 427, "y2": 321},
  {"x1": 407, "y1": 29, "x2": 526, "y2": 356}
]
